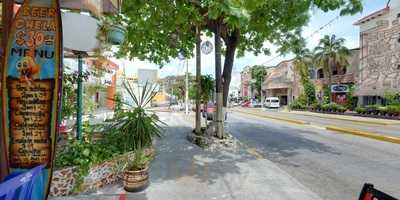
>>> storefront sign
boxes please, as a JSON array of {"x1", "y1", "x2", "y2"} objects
[
  {"x1": 1, "y1": 0, "x2": 62, "y2": 199},
  {"x1": 331, "y1": 84, "x2": 349, "y2": 93}
]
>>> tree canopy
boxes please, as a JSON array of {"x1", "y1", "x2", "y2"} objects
[{"x1": 116, "y1": 0, "x2": 362, "y2": 105}]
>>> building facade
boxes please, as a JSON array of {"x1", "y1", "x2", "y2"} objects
[
  {"x1": 354, "y1": 0, "x2": 400, "y2": 105},
  {"x1": 240, "y1": 66, "x2": 252, "y2": 98},
  {"x1": 311, "y1": 48, "x2": 360, "y2": 105},
  {"x1": 261, "y1": 60, "x2": 302, "y2": 106}
]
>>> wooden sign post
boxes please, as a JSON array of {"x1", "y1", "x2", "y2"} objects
[{"x1": 1, "y1": 0, "x2": 62, "y2": 199}]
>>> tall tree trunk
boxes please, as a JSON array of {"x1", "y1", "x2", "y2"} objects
[
  {"x1": 214, "y1": 20, "x2": 224, "y2": 139},
  {"x1": 195, "y1": 26, "x2": 201, "y2": 134},
  {"x1": 325, "y1": 58, "x2": 333, "y2": 103},
  {"x1": 222, "y1": 29, "x2": 240, "y2": 107}
]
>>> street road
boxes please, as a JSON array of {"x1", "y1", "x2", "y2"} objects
[
  {"x1": 227, "y1": 111, "x2": 400, "y2": 200},
  {"x1": 236, "y1": 108, "x2": 400, "y2": 137}
]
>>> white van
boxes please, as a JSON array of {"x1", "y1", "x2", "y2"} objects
[{"x1": 264, "y1": 97, "x2": 280, "y2": 108}]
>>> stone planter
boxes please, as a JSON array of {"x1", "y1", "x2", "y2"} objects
[
  {"x1": 123, "y1": 167, "x2": 149, "y2": 192},
  {"x1": 50, "y1": 148, "x2": 155, "y2": 197},
  {"x1": 50, "y1": 167, "x2": 79, "y2": 197}
]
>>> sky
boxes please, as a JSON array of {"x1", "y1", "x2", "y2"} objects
[{"x1": 110, "y1": 0, "x2": 388, "y2": 89}]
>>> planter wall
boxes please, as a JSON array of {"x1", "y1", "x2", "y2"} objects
[
  {"x1": 50, "y1": 167, "x2": 79, "y2": 197},
  {"x1": 50, "y1": 154, "x2": 130, "y2": 197},
  {"x1": 50, "y1": 148, "x2": 154, "y2": 197}
]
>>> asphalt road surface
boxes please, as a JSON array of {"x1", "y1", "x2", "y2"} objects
[{"x1": 226, "y1": 112, "x2": 400, "y2": 200}]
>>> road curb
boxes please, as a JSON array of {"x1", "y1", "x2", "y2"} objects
[
  {"x1": 234, "y1": 110, "x2": 309, "y2": 125},
  {"x1": 289, "y1": 111, "x2": 400, "y2": 126},
  {"x1": 326, "y1": 126, "x2": 400, "y2": 144}
]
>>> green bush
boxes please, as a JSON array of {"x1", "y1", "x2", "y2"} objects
[
  {"x1": 55, "y1": 141, "x2": 120, "y2": 169},
  {"x1": 290, "y1": 101, "x2": 306, "y2": 110},
  {"x1": 321, "y1": 104, "x2": 330, "y2": 112},
  {"x1": 355, "y1": 106, "x2": 367, "y2": 114},
  {"x1": 387, "y1": 105, "x2": 400, "y2": 116},
  {"x1": 303, "y1": 81, "x2": 316, "y2": 105},
  {"x1": 291, "y1": 94, "x2": 307, "y2": 110},
  {"x1": 378, "y1": 106, "x2": 388, "y2": 115},
  {"x1": 337, "y1": 105, "x2": 347, "y2": 113},
  {"x1": 365, "y1": 105, "x2": 379, "y2": 115}
]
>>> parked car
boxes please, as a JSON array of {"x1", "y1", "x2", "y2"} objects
[
  {"x1": 241, "y1": 101, "x2": 251, "y2": 107},
  {"x1": 264, "y1": 97, "x2": 280, "y2": 109}
]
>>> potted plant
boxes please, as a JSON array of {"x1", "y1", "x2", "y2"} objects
[
  {"x1": 97, "y1": 15, "x2": 126, "y2": 53},
  {"x1": 106, "y1": 81, "x2": 164, "y2": 191},
  {"x1": 123, "y1": 150, "x2": 151, "y2": 192}
]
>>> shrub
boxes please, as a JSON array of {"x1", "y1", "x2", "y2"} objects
[
  {"x1": 330, "y1": 103, "x2": 339, "y2": 112},
  {"x1": 303, "y1": 81, "x2": 316, "y2": 105},
  {"x1": 321, "y1": 104, "x2": 330, "y2": 112},
  {"x1": 337, "y1": 105, "x2": 347, "y2": 113},
  {"x1": 378, "y1": 106, "x2": 388, "y2": 116},
  {"x1": 311, "y1": 103, "x2": 322, "y2": 111},
  {"x1": 355, "y1": 106, "x2": 366, "y2": 114},
  {"x1": 365, "y1": 105, "x2": 379, "y2": 115},
  {"x1": 387, "y1": 105, "x2": 400, "y2": 116},
  {"x1": 291, "y1": 94, "x2": 307, "y2": 110},
  {"x1": 290, "y1": 101, "x2": 306, "y2": 110}
]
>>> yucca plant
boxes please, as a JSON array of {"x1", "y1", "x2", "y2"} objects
[{"x1": 108, "y1": 81, "x2": 164, "y2": 152}]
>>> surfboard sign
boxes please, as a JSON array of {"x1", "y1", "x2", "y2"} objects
[{"x1": 1, "y1": 0, "x2": 62, "y2": 199}]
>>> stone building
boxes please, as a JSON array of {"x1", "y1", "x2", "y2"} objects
[
  {"x1": 261, "y1": 59, "x2": 302, "y2": 106},
  {"x1": 311, "y1": 48, "x2": 360, "y2": 105},
  {"x1": 354, "y1": 0, "x2": 400, "y2": 105}
]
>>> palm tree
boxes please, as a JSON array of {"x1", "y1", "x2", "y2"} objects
[
  {"x1": 314, "y1": 35, "x2": 350, "y2": 102},
  {"x1": 293, "y1": 48, "x2": 314, "y2": 85}
]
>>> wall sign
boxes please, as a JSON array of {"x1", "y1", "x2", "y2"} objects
[
  {"x1": 331, "y1": 84, "x2": 349, "y2": 93},
  {"x1": 1, "y1": 0, "x2": 62, "y2": 199}
]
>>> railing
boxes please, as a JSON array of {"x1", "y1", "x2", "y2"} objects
[
  {"x1": 0, "y1": 165, "x2": 45, "y2": 200},
  {"x1": 313, "y1": 73, "x2": 355, "y2": 84}
]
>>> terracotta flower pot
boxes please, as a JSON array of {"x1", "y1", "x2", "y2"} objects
[{"x1": 123, "y1": 167, "x2": 149, "y2": 192}]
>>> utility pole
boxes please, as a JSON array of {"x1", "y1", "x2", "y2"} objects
[
  {"x1": 185, "y1": 59, "x2": 189, "y2": 115},
  {"x1": 215, "y1": 20, "x2": 224, "y2": 139},
  {"x1": 195, "y1": 26, "x2": 201, "y2": 134},
  {"x1": 75, "y1": 51, "x2": 86, "y2": 140}
]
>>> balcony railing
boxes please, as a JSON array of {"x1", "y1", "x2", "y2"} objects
[{"x1": 313, "y1": 73, "x2": 355, "y2": 84}]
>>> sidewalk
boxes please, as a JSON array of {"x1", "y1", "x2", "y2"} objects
[{"x1": 51, "y1": 112, "x2": 321, "y2": 200}]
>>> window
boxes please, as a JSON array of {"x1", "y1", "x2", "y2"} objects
[
  {"x1": 397, "y1": 13, "x2": 400, "y2": 18},
  {"x1": 317, "y1": 69, "x2": 324, "y2": 79},
  {"x1": 309, "y1": 69, "x2": 316, "y2": 79}
]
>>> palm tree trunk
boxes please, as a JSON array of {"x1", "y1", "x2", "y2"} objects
[{"x1": 326, "y1": 58, "x2": 333, "y2": 103}]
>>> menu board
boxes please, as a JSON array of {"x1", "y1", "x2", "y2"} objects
[
  {"x1": 8, "y1": 79, "x2": 54, "y2": 168},
  {"x1": 1, "y1": 0, "x2": 61, "y2": 199}
]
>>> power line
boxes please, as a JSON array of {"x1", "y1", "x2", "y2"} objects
[{"x1": 261, "y1": 15, "x2": 341, "y2": 66}]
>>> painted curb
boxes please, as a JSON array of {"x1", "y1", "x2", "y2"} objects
[
  {"x1": 326, "y1": 126, "x2": 400, "y2": 144},
  {"x1": 290, "y1": 111, "x2": 400, "y2": 126},
  {"x1": 235, "y1": 110, "x2": 309, "y2": 125}
]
